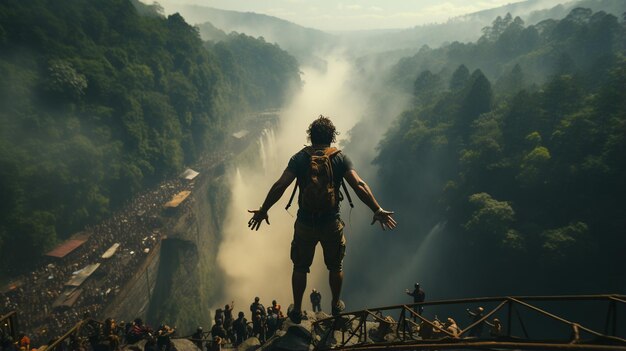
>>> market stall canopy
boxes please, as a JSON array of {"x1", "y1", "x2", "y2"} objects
[
  {"x1": 65, "y1": 263, "x2": 100, "y2": 287},
  {"x1": 52, "y1": 288, "x2": 82, "y2": 308},
  {"x1": 179, "y1": 168, "x2": 199, "y2": 180},
  {"x1": 164, "y1": 190, "x2": 191, "y2": 208},
  {"x1": 232, "y1": 130, "x2": 249, "y2": 139},
  {"x1": 45, "y1": 234, "x2": 90, "y2": 258},
  {"x1": 101, "y1": 243, "x2": 120, "y2": 259}
]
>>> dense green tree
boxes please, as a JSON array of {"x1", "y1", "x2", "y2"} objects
[
  {"x1": 376, "y1": 7, "x2": 626, "y2": 292},
  {"x1": 481, "y1": 13, "x2": 514, "y2": 42},
  {"x1": 494, "y1": 63, "x2": 524, "y2": 97},
  {"x1": 0, "y1": 0, "x2": 301, "y2": 270},
  {"x1": 413, "y1": 70, "x2": 442, "y2": 106},
  {"x1": 449, "y1": 64, "x2": 470, "y2": 92},
  {"x1": 456, "y1": 70, "x2": 493, "y2": 141},
  {"x1": 463, "y1": 192, "x2": 515, "y2": 246},
  {"x1": 516, "y1": 145, "x2": 551, "y2": 188},
  {"x1": 540, "y1": 222, "x2": 590, "y2": 260},
  {"x1": 43, "y1": 60, "x2": 88, "y2": 101},
  {"x1": 502, "y1": 91, "x2": 541, "y2": 154}
]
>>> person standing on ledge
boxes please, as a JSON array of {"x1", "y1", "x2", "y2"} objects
[
  {"x1": 247, "y1": 115, "x2": 397, "y2": 323},
  {"x1": 310, "y1": 288, "x2": 322, "y2": 312},
  {"x1": 405, "y1": 282, "x2": 426, "y2": 320}
]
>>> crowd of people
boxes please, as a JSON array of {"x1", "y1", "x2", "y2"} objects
[
  {"x1": 1, "y1": 296, "x2": 294, "y2": 351},
  {"x1": 196, "y1": 292, "x2": 503, "y2": 350},
  {"x1": 400, "y1": 283, "x2": 501, "y2": 339},
  {"x1": 200, "y1": 297, "x2": 288, "y2": 349},
  {"x1": 1, "y1": 285, "x2": 509, "y2": 351},
  {"x1": 0, "y1": 177, "x2": 194, "y2": 347},
  {"x1": 1, "y1": 315, "x2": 182, "y2": 351},
  {"x1": 412, "y1": 306, "x2": 502, "y2": 339}
]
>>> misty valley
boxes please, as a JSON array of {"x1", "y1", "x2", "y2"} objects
[{"x1": 0, "y1": 0, "x2": 625, "y2": 350}]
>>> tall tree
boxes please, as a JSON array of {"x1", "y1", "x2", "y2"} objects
[
  {"x1": 457, "y1": 70, "x2": 493, "y2": 140},
  {"x1": 449, "y1": 64, "x2": 470, "y2": 92}
]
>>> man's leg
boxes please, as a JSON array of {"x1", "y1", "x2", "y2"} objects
[
  {"x1": 329, "y1": 270, "x2": 343, "y2": 308},
  {"x1": 292, "y1": 270, "x2": 307, "y2": 312},
  {"x1": 291, "y1": 220, "x2": 316, "y2": 317},
  {"x1": 321, "y1": 219, "x2": 346, "y2": 315}
]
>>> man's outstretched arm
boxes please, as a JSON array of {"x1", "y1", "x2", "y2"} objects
[
  {"x1": 248, "y1": 169, "x2": 296, "y2": 231},
  {"x1": 344, "y1": 169, "x2": 397, "y2": 230}
]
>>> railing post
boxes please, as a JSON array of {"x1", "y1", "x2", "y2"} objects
[
  {"x1": 605, "y1": 300, "x2": 616, "y2": 336},
  {"x1": 341, "y1": 317, "x2": 345, "y2": 346},
  {"x1": 507, "y1": 298, "x2": 513, "y2": 338},
  {"x1": 12, "y1": 313, "x2": 18, "y2": 340},
  {"x1": 612, "y1": 300, "x2": 617, "y2": 337},
  {"x1": 361, "y1": 311, "x2": 366, "y2": 343},
  {"x1": 401, "y1": 307, "x2": 406, "y2": 341}
]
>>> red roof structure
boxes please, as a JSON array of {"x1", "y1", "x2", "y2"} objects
[{"x1": 45, "y1": 234, "x2": 90, "y2": 258}]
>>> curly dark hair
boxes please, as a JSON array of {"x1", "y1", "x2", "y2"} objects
[{"x1": 307, "y1": 115, "x2": 339, "y2": 145}]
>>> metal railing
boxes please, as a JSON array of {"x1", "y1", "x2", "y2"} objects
[
  {"x1": 43, "y1": 320, "x2": 237, "y2": 350},
  {"x1": 44, "y1": 318, "x2": 100, "y2": 351},
  {"x1": 179, "y1": 330, "x2": 236, "y2": 349},
  {"x1": 312, "y1": 294, "x2": 626, "y2": 350},
  {"x1": 0, "y1": 311, "x2": 18, "y2": 341}
]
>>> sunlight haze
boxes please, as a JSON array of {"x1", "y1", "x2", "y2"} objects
[{"x1": 158, "y1": 0, "x2": 529, "y2": 30}]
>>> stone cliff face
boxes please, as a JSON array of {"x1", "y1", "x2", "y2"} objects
[
  {"x1": 104, "y1": 239, "x2": 161, "y2": 323},
  {"x1": 102, "y1": 164, "x2": 229, "y2": 333},
  {"x1": 148, "y1": 174, "x2": 229, "y2": 331}
]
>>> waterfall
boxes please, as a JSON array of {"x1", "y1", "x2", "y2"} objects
[
  {"x1": 259, "y1": 132, "x2": 267, "y2": 174},
  {"x1": 259, "y1": 128, "x2": 278, "y2": 174}
]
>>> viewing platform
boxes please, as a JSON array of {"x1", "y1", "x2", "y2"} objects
[{"x1": 2, "y1": 294, "x2": 624, "y2": 351}]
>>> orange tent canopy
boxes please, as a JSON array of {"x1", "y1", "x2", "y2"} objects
[
  {"x1": 46, "y1": 239, "x2": 86, "y2": 258},
  {"x1": 164, "y1": 191, "x2": 191, "y2": 208}
]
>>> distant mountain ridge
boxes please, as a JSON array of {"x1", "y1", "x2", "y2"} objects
[
  {"x1": 164, "y1": 0, "x2": 625, "y2": 60},
  {"x1": 164, "y1": 4, "x2": 336, "y2": 68},
  {"x1": 345, "y1": 0, "x2": 626, "y2": 54}
]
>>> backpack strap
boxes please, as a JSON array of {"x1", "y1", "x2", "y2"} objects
[
  {"x1": 303, "y1": 146, "x2": 340, "y2": 157},
  {"x1": 323, "y1": 147, "x2": 340, "y2": 157},
  {"x1": 286, "y1": 146, "x2": 309, "y2": 210},
  {"x1": 285, "y1": 179, "x2": 298, "y2": 210},
  {"x1": 341, "y1": 180, "x2": 354, "y2": 208},
  {"x1": 328, "y1": 149, "x2": 353, "y2": 208}
]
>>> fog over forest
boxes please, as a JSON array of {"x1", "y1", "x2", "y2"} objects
[{"x1": 0, "y1": 0, "x2": 625, "y2": 341}]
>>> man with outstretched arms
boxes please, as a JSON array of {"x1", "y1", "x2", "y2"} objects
[{"x1": 248, "y1": 115, "x2": 397, "y2": 323}]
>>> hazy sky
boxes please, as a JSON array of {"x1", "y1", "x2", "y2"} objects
[{"x1": 159, "y1": 0, "x2": 526, "y2": 31}]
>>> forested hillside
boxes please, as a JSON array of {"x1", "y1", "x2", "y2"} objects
[
  {"x1": 189, "y1": 7, "x2": 333, "y2": 69},
  {"x1": 338, "y1": 0, "x2": 625, "y2": 56},
  {"x1": 389, "y1": 8, "x2": 624, "y2": 90},
  {"x1": 375, "y1": 8, "x2": 626, "y2": 290},
  {"x1": 0, "y1": 0, "x2": 300, "y2": 270},
  {"x1": 167, "y1": 4, "x2": 336, "y2": 57}
]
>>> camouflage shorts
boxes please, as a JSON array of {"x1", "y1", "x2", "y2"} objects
[{"x1": 291, "y1": 218, "x2": 346, "y2": 273}]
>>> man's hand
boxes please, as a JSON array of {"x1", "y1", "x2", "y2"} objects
[
  {"x1": 371, "y1": 208, "x2": 397, "y2": 230},
  {"x1": 247, "y1": 208, "x2": 269, "y2": 231}
]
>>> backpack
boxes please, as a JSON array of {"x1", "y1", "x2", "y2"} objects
[{"x1": 286, "y1": 146, "x2": 353, "y2": 213}]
